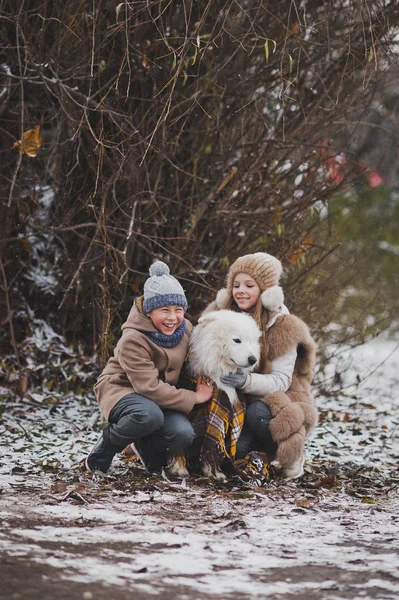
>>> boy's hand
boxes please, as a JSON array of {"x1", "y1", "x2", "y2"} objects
[{"x1": 195, "y1": 380, "x2": 213, "y2": 404}]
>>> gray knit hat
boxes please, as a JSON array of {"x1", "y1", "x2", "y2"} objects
[{"x1": 142, "y1": 261, "x2": 188, "y2": 313}]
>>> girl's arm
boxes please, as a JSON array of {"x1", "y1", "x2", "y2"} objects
[
  {"x1": 242, "y1": 348, "x2": 296, "y2": 394},
  {"x1": 221, "y1": 347, "x2": 297, "y2": 395}
]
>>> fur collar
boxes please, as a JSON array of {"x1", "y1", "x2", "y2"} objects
[{"x1": 267, "y1": 314, "x2": 317, "y2": 380}]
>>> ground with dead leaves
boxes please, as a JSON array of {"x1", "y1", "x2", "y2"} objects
[{"x1": 1, "y1": 335, "x2": 398, "y2": 599}]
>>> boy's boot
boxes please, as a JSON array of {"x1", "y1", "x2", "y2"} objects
[
  {"x1": 130, "y1": 440, "x2": 165, "y2": 474},
  {"x1": 85, "y1": 431, "x2": 119, "y2": 473}
]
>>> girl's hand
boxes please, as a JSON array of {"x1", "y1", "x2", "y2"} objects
[{"x1": 220, "y1": 369, "x2": 247, "y2": 389}]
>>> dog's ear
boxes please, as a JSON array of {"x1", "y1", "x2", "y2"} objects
[
  {"x1": 261, "y1": 286, "x2": 284, "y2": 311},
  {"x1": 215, "y1": 288, "x2": 230, "y2": 308},
  {"x1": 198, "y1": 312, "x2": 218, "y2": 325}
]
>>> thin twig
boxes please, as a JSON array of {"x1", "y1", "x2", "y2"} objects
[{"x1": 0, "y1": 257, "x2": 21, "y2": 369}]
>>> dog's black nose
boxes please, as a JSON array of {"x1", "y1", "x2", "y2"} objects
[{"x1": 248, "y1": 355, "x2": 257, "y2": 366}]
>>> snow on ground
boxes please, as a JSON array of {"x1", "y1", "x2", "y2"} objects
[
  {"x1": 1, "y1": 335, "x2": 399, "y2": 599},
  {"x1": 311, "y1": 335, "x2": 399, "y2": 469}
]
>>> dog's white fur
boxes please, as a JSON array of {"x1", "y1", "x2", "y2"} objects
[
  {"x1": 189, "y1": 310, "x2": 261, "y2": 406},
  {"x1": 167, "y1": 310, "x2": 261, "y2": 480}
]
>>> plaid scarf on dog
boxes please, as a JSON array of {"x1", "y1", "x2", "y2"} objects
[
  {"x1": 187, "y1": 386, "x2": 246, "y2": 474},
  {"x1": 174, "y1": 361, "x2": 272, "y2": 485},
  {"x1": 185, "y1": 387, "x2": 271, "y2": 485}
]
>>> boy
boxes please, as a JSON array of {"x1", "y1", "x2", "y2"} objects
[{"x1": 86, "y1": 261, "x2": 212, "y2": 473}]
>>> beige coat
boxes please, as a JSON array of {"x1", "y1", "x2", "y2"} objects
[{"x1": 94, "y1": 299, "x2": 197, "y2": 420}]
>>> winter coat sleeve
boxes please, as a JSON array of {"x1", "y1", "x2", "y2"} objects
[
  {"x1": 241, "y1": 348, "x2": 297, "y2": 395},
  {"x1": 117, "y1": 335, "x2": 197, "y2": 414}
]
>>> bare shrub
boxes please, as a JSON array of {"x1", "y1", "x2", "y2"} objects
[{"x1": 1, "y1": 0, "x2": 398, "y2": 361}]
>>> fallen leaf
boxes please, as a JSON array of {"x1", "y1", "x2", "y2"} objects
[
  {"x1": 362, "y1": 496, "x2": 378, "y2": 504},
  {"x1": 13, "y1": 125, "x2": 43, "y2": 157},
  {"x1": 50, "y1": 481, "x2": 67, "y2": 494},
  {"x1": 316, "y1": 476, "x2": 337, "y2": 489},
  {"x1": 295, "y1": 498, "x2": 312, "y2": 509}
]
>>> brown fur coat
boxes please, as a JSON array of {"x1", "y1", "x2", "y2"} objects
[{"x1": 257, "y1": 313, "x2": 318, "y2": 468}]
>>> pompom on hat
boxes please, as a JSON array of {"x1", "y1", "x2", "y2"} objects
[
  {"x1": 216, "y1": 252, "x2": 284, "y2": 312},
  {"x1": 142, "y1": 261, "x2": 188, "y2": 313}
]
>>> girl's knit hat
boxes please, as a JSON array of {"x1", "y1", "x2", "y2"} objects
[
  {"x1": 216, "y1": 252, "x2": 284, "y2": 311},
  {"x1": 143, "y1": 261, "x2": 188, "y2": 313}
]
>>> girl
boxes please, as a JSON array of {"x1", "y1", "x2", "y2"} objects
[
  {"x1": 86, "y1": 261, "x2": 213, "y2": 474},
  {"x1": 203, "y1": 252, "x2": 318, "y2": 480}
]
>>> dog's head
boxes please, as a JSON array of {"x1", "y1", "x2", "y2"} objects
[{"x1": 189, "y1": 310, "x2": 261, "y2": 380}]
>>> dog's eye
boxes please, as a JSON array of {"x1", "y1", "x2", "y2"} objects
[{"x1": 233, "y1": 338, "x2": 241, "y2": 344}]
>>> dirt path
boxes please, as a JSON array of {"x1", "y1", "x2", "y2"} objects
[
  {"x1": 1, "y1": 337, "x2": 399, "y2": 599},
  {"x1": 1, "y1": 468, "x2": 399, "y2": 600}
]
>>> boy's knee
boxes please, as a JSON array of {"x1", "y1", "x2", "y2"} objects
[
  {"x1": 171, "y1": 421, "x2": 195, "y2": 450},
  {"x1": 179, "y1": 423, "x2": 195, "y2": 448},
  {"x1": 124, "y1": 402, "x2": 164, "y2": 438},
  {"x1": 143, "y1": 406, "x2": 164, "y2": 434}
]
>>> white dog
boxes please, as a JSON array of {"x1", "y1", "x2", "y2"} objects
[
  {"x1": 168, "y1": 310, "x2": 261, "y2": 479},
  {"x1": 189, "y1": 310, "x2": 261, "y2": 406}
]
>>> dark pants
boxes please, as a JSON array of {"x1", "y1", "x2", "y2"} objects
[
  {"x1": 103, "y1": 393, "x2": 195, "y2": 470},
  {"x1": 236, "y1": 401, "x2": 277, "y2": 459}
]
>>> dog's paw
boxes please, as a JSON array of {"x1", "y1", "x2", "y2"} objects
[
  {"x1": 201, "y1": 462, "x2": 213, "y2": 478},
  {"x1": 167, "y1": 464, "x2": 189, "y2": 477},
  {"x1": 201, "y1": 462, "x2": 227, "y2": 481},
  {"x1": 167, "y1": 457, "x2": 189, "y2": 478}
]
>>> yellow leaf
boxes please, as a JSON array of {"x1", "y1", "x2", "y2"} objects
[
  {"x1": 13, "y1": 125, "x2": 42, "y2": 157},
  {"x1": 264, "y1": 38, "x2": 277, "y2": 63},
  {"x1": 368, "y1": 47, "x2": 374, "y2": 62},
  {"x1": 276, "y1": 223, "x2": 285, "y2": 237}
]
